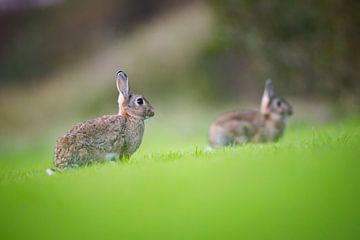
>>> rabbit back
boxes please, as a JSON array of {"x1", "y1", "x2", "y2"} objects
[
  {"x1": 209, "y1": 111, "x2": 260, "y2": 148},
  {"x1": 209, "y1": 80, "x2": 291, "y2": 148},
  {"x1": 209, "y1": 110, "x2": 286, "y2": 148},
  {"x1": 54, "y1": 115, "x2": 144, "y2": 169}
]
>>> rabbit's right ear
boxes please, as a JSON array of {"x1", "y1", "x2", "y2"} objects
[
  {"x1": 116, "y1": 70, "x2": 129, "y2": 98},
  {"x1": 260, "y1": 79, "x2": 274, "y2": 114},
  {"x1": 116, "y1": 70, "x2": 129, "y2": 114}
]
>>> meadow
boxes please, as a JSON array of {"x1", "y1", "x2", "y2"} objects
[{"x1": 0, "y1": 116, "x2": 359, "y2": 240}]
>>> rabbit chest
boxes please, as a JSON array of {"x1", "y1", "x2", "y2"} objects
[
  {"x1": 262, "y1": 119, "x2": 285, "y2": 142},
  {"x1": 121, "y1": 118, "x2": 145, "y2": 156}
]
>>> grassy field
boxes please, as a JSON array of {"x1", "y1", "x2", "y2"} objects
[{"x1": 0, "y1": 117, "x2": 359, "y2": 240}]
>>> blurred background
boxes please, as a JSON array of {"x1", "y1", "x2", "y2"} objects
[{"x1": 0, "y1": 0, "x2": 359, "y2": 151}]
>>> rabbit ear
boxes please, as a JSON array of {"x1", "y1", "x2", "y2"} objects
[
  {"x1": 116, "y1": 70, "x2": 129, "y2": 98},
  {"x1": 260, "y1": 79, "x2": 274, "y2": 114},
  {"x1": 116, "y1": 70, "x2": 129, "y2": 114}
]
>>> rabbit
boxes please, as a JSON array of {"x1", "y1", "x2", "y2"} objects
[
  {"x1": 208, "y1": 80, "x2": 292, "y2": 149},
  {"x1": 53, "y1": 70, "x2": 155, "y2": 170}
]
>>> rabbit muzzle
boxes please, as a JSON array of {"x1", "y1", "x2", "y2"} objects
[
  {"x1": 287, "y1": 108, "x2": 293, "y2": 116},
  {"x1": 284, "y1": 105, "x2": 293, "y2": 116},
  {"x1": 145, "y1": 108, "x2": 155, "y2": 119}
]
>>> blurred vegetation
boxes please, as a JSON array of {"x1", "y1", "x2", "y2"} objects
[
  {"x1": 205, "y1": 0, "x2": 360, "y2": 104},
  {"x1": 2, "y1": 0, "x2": 359, "y2": 104},
  {"x1": 0, "y1": 0, "x2": 195, "y2": 85},
  {"x1": 0, "y1": 0, "x2": 359, "y2": 140}
]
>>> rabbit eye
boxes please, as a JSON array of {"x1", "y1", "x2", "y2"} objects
[
  {"x1": 276, "y1": 101, "x2": 281, "y2": 107},
  {"x1": 136, "y1": 98, "x2": 144, "y2": 105}
]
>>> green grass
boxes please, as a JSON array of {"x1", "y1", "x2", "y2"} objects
[{"x1": 0, "y1": 118, "x2": 359, "y2": 240}]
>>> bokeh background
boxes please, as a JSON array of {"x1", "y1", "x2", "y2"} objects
[{"x1": 0, "y1": 0, "x2": 359, "y2": 149}]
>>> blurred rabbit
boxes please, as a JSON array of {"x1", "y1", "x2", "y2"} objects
[
  {"x1": 53, "y1": 70, "x2": 154, "y2": 169},
  {"x1": 209, "y1": 80, "x2": 292, "y2": 148}
]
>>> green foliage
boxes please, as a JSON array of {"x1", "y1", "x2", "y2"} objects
[
  {"x1": 205, "y1": 0, "x2": 360, "y2": 101},
  {"x1": 0, "y1": 118, "x2": 359, "y2": 239}
]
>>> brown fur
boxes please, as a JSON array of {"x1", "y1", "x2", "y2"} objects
[
  {"x1": 54, "y1": 70, "x2": 154, "y2": 169},
  {"x1": 208, "y1": 80, "x2": 292, "y2": 148},
  {"x1": 54, "y1": 115, "x2": 144, "y2": 169},
  {"x1": 209, "y1": 111, "x2": 288, "y2": 148}
]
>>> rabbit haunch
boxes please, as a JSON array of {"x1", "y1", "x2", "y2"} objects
[
  {"x1": 54, "y1": 115, "x2": 143, "y2": 168},
  {"x1": 209, "y1": 80, "x2": 292, "y2": 148},
  {"x1": 54, "y1": 70, "x2": 154, "y2": 169},
  {"x1": 209, "y1": 110, "x2": 285, "y2": 147}
]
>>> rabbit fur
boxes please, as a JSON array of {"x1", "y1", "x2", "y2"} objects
[
  {"x1": 54, "y1": 70, "x2": 154, "y2": 169},
  {"x1": 209, "y1": 80, "x2": 292, "y2": 148}
]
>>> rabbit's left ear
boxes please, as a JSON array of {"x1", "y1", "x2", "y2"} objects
[{"x1": 261, "y1": 79, "x2": 274, "y2": 114}]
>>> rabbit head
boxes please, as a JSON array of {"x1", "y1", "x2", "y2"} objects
[
  {"x1": 116, "y1": 70, "x2": 155, "y2": 119},
  {"x1": 260, "y1": 79, "x2": 293, "y2": 119}
]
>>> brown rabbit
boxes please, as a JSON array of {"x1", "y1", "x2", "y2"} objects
[
  {"x1": 208, "y1": 80, "x2": 292, "y2": 149},
  {"x1": 53, "y1": 70, "x2": 154, "y2": 170}
]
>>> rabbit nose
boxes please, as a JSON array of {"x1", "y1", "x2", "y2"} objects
[{"x1": 148, "y1": 109, "x2": 155, "y2": 117}]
